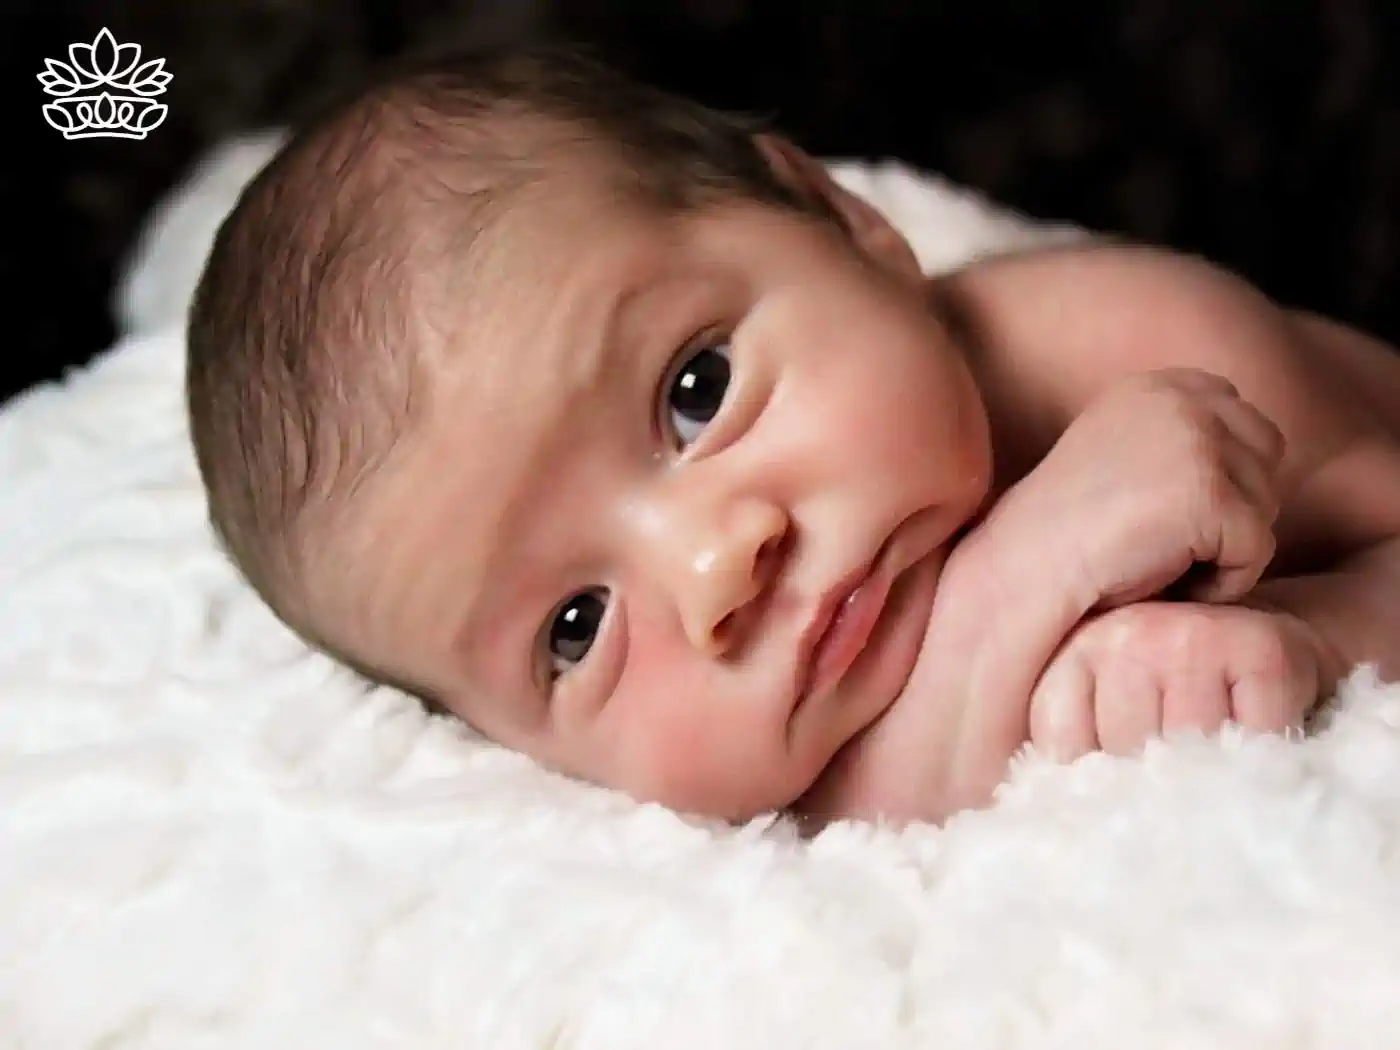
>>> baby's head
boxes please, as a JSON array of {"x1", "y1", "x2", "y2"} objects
[{"x1": 188, "y1": 44, "x2": 993, "y2": 820}]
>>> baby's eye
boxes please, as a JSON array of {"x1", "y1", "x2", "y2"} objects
[
  {"x1": 665, "y1": 343, "x2": 731, "y2": 448},
  {"x1": 546, "y1": 588, "x2": 608, "y2": 680}
]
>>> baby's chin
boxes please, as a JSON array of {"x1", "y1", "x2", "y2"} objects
[{"x1": 784, "y1": 560, "x2": 955, "y2": 824}]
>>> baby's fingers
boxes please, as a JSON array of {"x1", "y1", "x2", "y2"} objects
[
  {"x1": 1228, "y1": 629, "x2": 1318, "y2": 734},
  {"x1": 1186, "y1": 472, "x2": 1278, "y2": 603},
  {"x1": 1160, "y1": 665, "x2": 1233, "y2": 736},
  {"x1": 1212, "y1": 386, "x2": 1287, "y2": 470},
  {"x1": 1029, "y1": 649, "x2": 1098, "y2": 762},
  {"x1": 1093, "y1": 656, "x2": 1165, "y2": 756}
]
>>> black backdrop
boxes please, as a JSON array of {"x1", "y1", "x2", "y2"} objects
[{"x1": 9, "y1": 0, "x2": 1400, "y2": 404}]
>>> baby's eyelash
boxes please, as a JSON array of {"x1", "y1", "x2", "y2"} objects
[
  {"x1": 656, "y1": 330, "x2": 733, "y2": 450},
  {"x1": 541, "y1": 587, "x2": 609, "y2": 685}
]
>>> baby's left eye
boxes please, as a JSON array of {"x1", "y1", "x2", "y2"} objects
[
  {"x1": 664, "y1": 343, "x2": 731, "y2": 448},
  {"x1": 546, "y1": 588, "x2": 608, "y2": 681}
]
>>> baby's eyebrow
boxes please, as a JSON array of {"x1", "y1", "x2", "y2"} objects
[
  {"x1": 548, "y1": 281, "x2": 652, "y2": 407},
  {"x1": 446, "y1": 542, "x2": 549, "y2": 703}
]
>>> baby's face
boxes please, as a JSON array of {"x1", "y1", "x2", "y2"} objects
[{"x1": 313, "y1": 164, "x2": 992, "y2": 820}]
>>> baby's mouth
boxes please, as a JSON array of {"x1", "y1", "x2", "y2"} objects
[
  {"x1": 796, "y1": 542, "x2": 896, "y2": 702},
  {"x1": 790, "y1": 506, "x2": 960, "y2": 722},
  {"x1": 805, "y1": 571, "x2": 894, "y2": 699}
]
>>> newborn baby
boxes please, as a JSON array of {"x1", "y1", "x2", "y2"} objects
[{"x1": 187, "y1": 44, "x2": 1400, "y2": 826}]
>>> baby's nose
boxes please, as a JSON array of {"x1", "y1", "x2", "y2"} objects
[{"x1": 669, "y1": 497, "x2": 790, "y2": 657}]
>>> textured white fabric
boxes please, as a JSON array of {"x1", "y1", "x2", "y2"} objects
[{"x1": 6, "y1": 135, "x2": 1400, "y2": 1049}]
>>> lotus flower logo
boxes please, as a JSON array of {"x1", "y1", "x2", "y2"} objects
[{"x1": 37, "y1": 27, "x2": 172, "y2": 140}]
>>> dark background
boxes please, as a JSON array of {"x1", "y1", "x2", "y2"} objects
[{"x1": 8, "y1": 0, "x2": 1400, "y2": 405}]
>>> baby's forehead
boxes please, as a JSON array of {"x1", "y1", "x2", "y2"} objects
[
  {"x1": 405, "y1": 193, "x2": 706, "y2": 479},
  {"x1": 416, "y1": 172, "x2": 675, "y2": 339}
]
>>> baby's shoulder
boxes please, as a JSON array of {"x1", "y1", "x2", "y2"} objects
[
  {"x1": 937, "y1": 239, "x2": 1400, "y2": 503},
  {"x1": 937, "y1": 239, "x2": 1301, "y2": 416}
]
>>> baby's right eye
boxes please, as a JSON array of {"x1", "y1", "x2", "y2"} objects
[
  {"x1": 546, "y1": 588, "x2": 608, "y2": 680},
  {"x1": 663, "y1": 342, "x2": 731, "y2": 449}
]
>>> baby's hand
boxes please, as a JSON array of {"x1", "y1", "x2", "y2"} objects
[
  {"x1": 985, "y1": 367, "x2": 1286, "y2": 609},
  {"x1": 1028, "y1": 600, "x2": 1322, "y2": 761}
]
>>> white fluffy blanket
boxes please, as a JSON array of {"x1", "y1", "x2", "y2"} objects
[{"x1": 6, "y1": 134, "x2": 1400, "y2": 1050}]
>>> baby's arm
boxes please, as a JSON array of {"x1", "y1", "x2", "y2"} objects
[
  {"x1": 799, "y1": 365, "x2": 1289, "y2": 824},
  {"x1": 800, "y1": 244, "x2": 1400, "y2": 826},
  {"x1": 945, "y1": 244, "x2": 1400, "y2": 685}
]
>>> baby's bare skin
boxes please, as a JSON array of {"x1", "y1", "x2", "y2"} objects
[
  {"x1": 799, "y1": 251, "x2": 1400, "y2": 825},
  {"x1": 797, "y1": 365, "x2": 1297, "y2": 822},
  {"x1": 303, "y1": 137, "x2": 1400, "y2": 826}
]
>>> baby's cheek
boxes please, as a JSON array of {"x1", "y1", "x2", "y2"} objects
[
  {"x1": 602, "y1": 644, "x2": 796, "y2": 818},
  {"x1": 606, "y1": 646, "x2": 726, "y2": 795}
]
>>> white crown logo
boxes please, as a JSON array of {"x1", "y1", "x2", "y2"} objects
[{"x1": 37, "y1": 27, "x2": 172, "y2": 140}]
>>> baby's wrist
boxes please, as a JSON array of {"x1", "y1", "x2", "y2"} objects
[{"x1": 944, "y1": 495, "x2": 1098, "y2": 624}]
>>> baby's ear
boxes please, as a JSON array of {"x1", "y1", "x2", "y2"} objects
[{"x1": 754, "y1": 134, "x2": 922, "y2": 283}]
